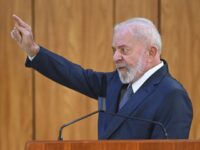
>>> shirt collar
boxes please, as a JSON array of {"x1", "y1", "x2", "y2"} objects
[{"x1": 131, "y1": 61, "x2": 164, "y2": 93}]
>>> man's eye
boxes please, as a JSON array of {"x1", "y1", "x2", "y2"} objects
[
  {"x1": 121, "y1": 48, "x2": 129, "y2": 54},
  {"x1": 112, "y1": 48, "x2": 116, "y2": 53}
]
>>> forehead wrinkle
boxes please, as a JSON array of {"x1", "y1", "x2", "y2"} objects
[{"x1": 112, "y1": 28, "x2": 134, "y2": 48}]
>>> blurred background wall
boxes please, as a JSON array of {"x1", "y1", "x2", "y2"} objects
[{"x1": 0, "y1": 0, "x2": 199, "y2": 150}]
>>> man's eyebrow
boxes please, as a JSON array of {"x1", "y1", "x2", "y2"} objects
[{"x1": 112, "y1": 45, "x2": 128, "y2": 49}]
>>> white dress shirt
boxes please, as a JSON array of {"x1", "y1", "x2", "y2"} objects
[{"x1": 131, "y1": 61, "x2": 164, "y2": 93}]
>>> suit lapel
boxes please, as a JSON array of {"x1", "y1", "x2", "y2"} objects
[
  {"x1": 105, "y1": 76, "x2": 123, "y2": 119},
  {"x1": 102, "y1": 64, "x2": 168, "y2": 139}
]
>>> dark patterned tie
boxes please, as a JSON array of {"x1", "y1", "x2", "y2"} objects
[{"x1": 119, "y1": 84, "x2": 134, "y2": 110}]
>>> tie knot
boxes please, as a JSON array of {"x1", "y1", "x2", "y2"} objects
[{"x1": 126, "y1": 84, "x2": 133, "y2": 94}]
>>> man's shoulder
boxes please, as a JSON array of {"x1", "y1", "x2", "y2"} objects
[{"x1": 162, "y1": 74, "x2": 187, "y2": 93}]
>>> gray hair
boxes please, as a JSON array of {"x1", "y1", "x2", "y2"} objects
[{"x1": 114, "y1": 18, "x2": 162, "y2": 54}]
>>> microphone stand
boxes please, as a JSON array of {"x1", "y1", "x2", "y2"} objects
[
  {"x1": 58, "y1": 110, "x2": 100, "y2": 141},
  {"x1": 57, "y1": 108, "x2": 168, "y2": 140}
]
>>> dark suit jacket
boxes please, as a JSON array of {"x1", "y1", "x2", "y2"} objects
[{"x1": 26, "y1": 46, "x2": 193, "y2": 139}]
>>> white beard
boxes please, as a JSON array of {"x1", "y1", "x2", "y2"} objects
[{"x1": 117, "y1": 58, "x2": 144, "y2": 84}]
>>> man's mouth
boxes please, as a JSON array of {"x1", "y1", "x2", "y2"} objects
[
  {"x1": 118, "y1": 66, "x2": 126, "y2": 70},
  {"x1": 116, "y1": 64, "x2": 128, "y2": 72}
]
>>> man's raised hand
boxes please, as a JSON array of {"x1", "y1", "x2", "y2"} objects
[{"x1": 11, "y1": 14, "x2": 39, "y2": 57}]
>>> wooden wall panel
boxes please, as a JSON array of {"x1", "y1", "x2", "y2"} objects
[
  {"x1": 1, "y1": 1, "x2": 200, "y2": 149},
  {"x1": 34, "y1": 0, "x2": 114, "y2": 140},
  {"x1": 161, "y1": 0, "x2": 200, "y2": 139},
  {"x1": 115, "y1": 0, "x2": 158, "y2": 26},
  {"x1": 0, "y1": 0, "x2": 33, "y2": 150}
]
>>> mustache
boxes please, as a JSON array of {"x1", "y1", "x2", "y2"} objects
[{"x1": 115, "y1": 63, "x2": 128, "y2": 69}]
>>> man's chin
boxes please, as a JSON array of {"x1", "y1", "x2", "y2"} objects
[
  {"x1": 117, "y1": 68, "x2": 127, "y2": 75},
  {"x1": 118, "y1": 71, "x2": 129, "y2": 83},
  {"x1": 117, "y1": 70, "x2": 135, "y2": 84}
]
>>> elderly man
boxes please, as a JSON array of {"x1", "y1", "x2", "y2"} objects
[{"x1": 11, "y1": 15, "x2": 192, "y2": 139}]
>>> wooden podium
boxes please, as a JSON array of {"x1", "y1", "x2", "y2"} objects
[{"x1": 25, "y1": 140, "x2": 200, "y2": 150}]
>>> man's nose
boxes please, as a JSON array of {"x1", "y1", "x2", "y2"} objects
[{"x1": 113, "y1": 50, "x2": 122, "y2": 62}]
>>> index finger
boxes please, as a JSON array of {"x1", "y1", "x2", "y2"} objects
[{"x1": 12, "y1": 14, "x2": 29, "y2": 28}]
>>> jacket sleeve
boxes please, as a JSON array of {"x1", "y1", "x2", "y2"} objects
[{"x1": 25, "y1": 46, "x2": 113, "y2": 99}]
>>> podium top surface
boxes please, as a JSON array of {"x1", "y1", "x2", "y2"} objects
[{"x1": 25, "y1": 140, "x2": 200, "y2": 150}]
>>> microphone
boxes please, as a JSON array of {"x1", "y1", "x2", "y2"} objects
[
  {"x1": 101, "y1": 110, "x2": 168, "y2": 139},
  {"x1": 58, "y1": 110, "x2": 100, "y2": 141}
]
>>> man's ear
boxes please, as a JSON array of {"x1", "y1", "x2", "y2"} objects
[{"x1": 148, "y1": 46, "x2": 158, "y2": 62}]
